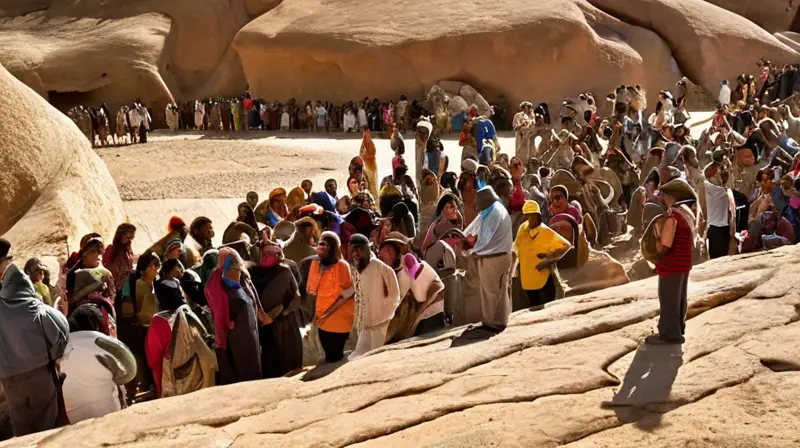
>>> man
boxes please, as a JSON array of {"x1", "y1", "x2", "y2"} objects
[
  {"x1": 702, "y1": 163, "x2": 735, "y2": 259},
  {"x1": 103, "y1": 223, "x2": 136, "y2": 292},
  {"x1": 0, "y1": 263, "x2": 70, "y2": 436},
  {"x1": 514, "y1": 201, "x2": 571, "y2": 307},
  {"x1": 347, "y1": 235, "x2": 400, "y2": 360},
  {"x1": 189, "y1": 216, "x2": 215, "y2": 256},
  {"x1": 301, "y1": 180, "x2": 313, "y2": 200},
  {"x1": 513, "y1": 102, "x2": 534, "y2": 161},
  {"x1": 464, "y1": 186, "x2": 513, "y2": 332},
  {"x1": 650, "y1": 179, "x2": 696, "y2": 345},
  {"x1": 283, "y1": 217, "x2": 319, "y2": 265}
]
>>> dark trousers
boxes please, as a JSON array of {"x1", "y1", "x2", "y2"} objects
[
  {"x1": 425, "y1": 151, "x2": 441, "y2": 174},
  {"x1": 731, "y1": 190, "x2": 749, "y2": 233},
  {"x1": 525, "y1": 273, "x2": 557, "y2": 308},
  {"x1": 707, "y1": 225, "x2": 730, "y2": 259},
  {"x1": 3, "y1": 365, "x2": 58, "y2": 436},
  {"x1": 318, "y1": 328, "x2": 349, "y2": 363},
  {"x1": 657, "y1": 272, "x2": 689, "y2": 341},
  {"x1": 414, "y1": 312, "x2": 446, "y2": 336}
]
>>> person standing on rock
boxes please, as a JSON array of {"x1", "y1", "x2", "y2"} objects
[
  {"x1": 306, "y1": 232, "x2": 355, "y2": 363},
  {"x1": 464, "y1": 186, "x2": 513, "y2": 332},
  {"x1": 649, "y1": 179, "x2": 696, "y2": 345},
  {"x1": 513, "y1": 102, "x2": 535, "y2": 162},
  {"x1": 347, "y1": 235, "x2": 400, "y2": 360},
  {"x1": 514, "y1": 200, "x2": 571, "y2": 308},
  {"x1": 0, "y1": 263, "x2": 70, "y2": 436}
]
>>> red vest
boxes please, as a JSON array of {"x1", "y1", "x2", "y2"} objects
[{"x1": 655, "y1": 209, "x2": 693, "y2": 275}]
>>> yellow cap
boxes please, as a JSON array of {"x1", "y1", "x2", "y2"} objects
[{"x1": 522, "y1": 200, "x2": 540, "y2": 215}]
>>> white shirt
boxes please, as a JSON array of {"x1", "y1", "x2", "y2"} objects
[
  {"x1": 704, "y1": 181, "x2": 732, "y2": 228},
  {"x1": 61, "y1": 331, "x2": 123, "y2": 423},
  {"x1": 719, "y1": 85, "x2": 731, "y2": 106}
]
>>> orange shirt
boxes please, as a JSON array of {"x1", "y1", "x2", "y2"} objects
[{"x1": 307, "y1": 260, "x2": 355, "y2": 333}]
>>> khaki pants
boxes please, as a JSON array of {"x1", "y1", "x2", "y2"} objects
[{"x1": 469, "y1": 253, "x2": 513, "y2": 330}]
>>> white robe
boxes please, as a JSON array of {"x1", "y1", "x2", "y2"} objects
[
  {"x1": 358, "y1": 108, "x2": 368, "y2": 130},
  {"x1": 343, "y1": 111, "x2": 357, "y2": 132},
  {"x1": 281, "y1": 112, "x2": 290, "y2": 129},
  {"x1": 348, "y1": 258, "x2": 400, "y2": 360}
]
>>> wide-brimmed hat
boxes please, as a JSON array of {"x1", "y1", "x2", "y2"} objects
[
  {"x1": 550, "y1": 169, "x2": 582, "y2": 198},
  {"x1": 380, "y1": 232, "x2": 410, "y2": 253},
  {"x1": 461, "y1": 159, "x2": 479, "y2": 175},
  {"x1": 658, "y1": 178, "x2": 697, "y2": 203},
  {"x1": 272, "y1": 220, "x2": 295, "y2": 242}
]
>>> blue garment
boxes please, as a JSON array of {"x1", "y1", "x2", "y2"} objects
[
  {"x1": 425, "y1": 151, "x2": 441, "y2": 174},
  {"x1": 0, "y1": 264, "x2": 69, "y2": 378},
  {"x1": 780, "y1": 135, "x2": 799, "y2": 156},
  {"x1": 313, "y1": 192, "x2": 337, "y2": 212},
  {"x1": 771, "y1": 185, "x2": 791, "y2": 216},
  {"x1": 451, "y1": 113, "x2": 466, "y2": 132},
  {"x1": 473, "y1": 118, "x2": 496, "y2": 145},
  {"x1": 267, "y1": 209, "x2": 281, "y2": 227},
  {"x1": 479, "y1": 142, "x2": 493, "y2": 166}
]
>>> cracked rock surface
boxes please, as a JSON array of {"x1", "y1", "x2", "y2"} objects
[{"x1": 4, "y1": 246, "x2": 799, "y2": 447}]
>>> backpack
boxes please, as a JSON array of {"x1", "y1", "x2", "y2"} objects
[{"x1": 159, "y1": 305, "x2": 217, "y2": 398}]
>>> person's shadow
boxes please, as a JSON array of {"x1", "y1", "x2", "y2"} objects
[
  {"x1": 450, "y1": 325, "x2": 502, "y2": 348},
  {"x1": 602, "y1": 343, "x2": 683, "y2": 429}
]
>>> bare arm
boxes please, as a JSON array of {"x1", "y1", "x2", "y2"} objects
[
  {"x1": 535, "y1": 246, "x2": 572, "y2": 271},
  {"x1": 317, "y1": 293, "x2": 353, "y2": 324},
  {"x1": 658, "y1": 216, "x2": 677, "y2": 249}
]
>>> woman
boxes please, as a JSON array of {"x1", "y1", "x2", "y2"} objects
[
  {"x1": 316, "y1": 101, "x2": 328, "y2": 131},
  {"x1": 205, "y1": 248, "x2": 262, "y2": 384},
  {"x1": 117, "y1": 251, "x2": 160, "y2": 402},
  {"x1": 266, "y1": 188, "x2": 289, "y2": 227},
  {"x1": 67, "y1": 237, "x2": 115, "y2": 305},
  {"x1": 194, "y1": 101, "x2": 205, "y2": 131},
  {"x1": 160, "y1": 258, "x2": 184, "y2": 281},
  {"x1": 421, "y1": 193, "x2": 464, "y2": 256},
  {"x1": 249, "y1": 238, "x2": 303, "y2": 378},
  {"x1": 306, "y1": 232, "x2": 355, "y2": 363},
  {"x1": 103, "y1": 224, "x2": 136, "y2": 293},
  {"x1": 280, "y1": 106, "x2": 290, "y2": 131},
  {"x1": 146, "y1": 277, "x2": 215, "y2": 397}
]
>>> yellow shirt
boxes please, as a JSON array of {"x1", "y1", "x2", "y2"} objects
[
  {"x1": 33, "y1": 282, "x2": 53, "y2": 306},
  {"x1": 514, "y1": 222, "x2": 570, "y2": 290}
]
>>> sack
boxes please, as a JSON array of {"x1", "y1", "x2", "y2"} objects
[
  {"x1": 116, "y1": 273, "x2": 138, "y2": 320},
  {"x1": 160, "y1": 305, "x2": 217, "y2": 398}
]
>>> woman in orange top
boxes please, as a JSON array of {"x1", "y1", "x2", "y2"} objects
[{"x1": 306, "y1": 231, "x2": 355, "y2": 362}]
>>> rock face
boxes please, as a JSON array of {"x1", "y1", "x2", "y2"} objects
[
  {"x1": 234, "y1": 0, "x2": 681, "y2": 111},
  {"x1": 4, "y1": 246, "x2": 799, "y2": 447},
  {"x1": 587, "y1": 0, "x2": 799, "y2": 96},
  {"x1": 0, "y1": 63, "x2": 124, "y2": 263},
  {"x1": 0, "y1": 0, "x2": 798, "y2": 124}
]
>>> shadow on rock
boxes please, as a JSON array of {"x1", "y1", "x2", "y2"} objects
[
  {"x1": 450, "y1": 326, "x2": 503, "y2": 348},
  {"x1": 300, "y1": 359, "x2": 348, "y2": 382},
  {"x1": 602, "y1": 343, "x2": 683, "y2": 430}
]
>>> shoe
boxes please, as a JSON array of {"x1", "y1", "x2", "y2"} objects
[{"x1": 644, "y1": 334, "x2": 684, "y2": 345}]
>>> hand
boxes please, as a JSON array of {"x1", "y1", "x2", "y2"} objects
[
  {"x1": 257, "y1": 307, "x2": 273, "y2": 326},
  {"x1": 53, "y1": 297, "x2": 69, "y2": 316},
  {"x1": 536, "y1": 253, "x2": 547, "y2": 259}
]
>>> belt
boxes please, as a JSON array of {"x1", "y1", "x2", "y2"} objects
[{"x1": 477, "y1": 252, "x2": 507, "y2": 259}]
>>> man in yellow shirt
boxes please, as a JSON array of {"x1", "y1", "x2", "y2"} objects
[{"x1": 514, "y1": 200, "x2": 571, "y2": 307}]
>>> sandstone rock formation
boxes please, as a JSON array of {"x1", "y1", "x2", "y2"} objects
[
  {"x1": 4, "y1": 246, "x2": 798, "y2": 447},
  {"x1": 233, "y1": 0, "x2": 682, "y2": 113},
  {"x1": 588, "y1": 0, "x2": 800, "y2": 96},
  {"x1": 0, "y1": 0, "x2": 798, "y2": 126},
  {"x1": 0, "y1": 63, "x2": 124, "y2": 263}
]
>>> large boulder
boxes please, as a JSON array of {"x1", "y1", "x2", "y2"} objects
[
  {"x1": 0, "y1": 0, "x2": 273, "y2": 121},
  {"x1": 0, "y1": 63, "x2": 124, "y2": 263},
  {"x1": 706, "y1": 0, "x2": 800, "y2": 33},
  {"x1": 3, "y1": 246, "x2": 800, "y2": 447},
  {"x1": 588, "y1": 0, "x2": 800, "y2": 96},
  {"x1": 233, "y1": 0, "x2": 682, "y2": 112}
]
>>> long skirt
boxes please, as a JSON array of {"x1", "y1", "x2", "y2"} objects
[
  {"x1": 258, "y1": 314, "x2": 303, "y2": 378},
  {"x1": 348, "y1": 322, "x2": 389, "y2": 361}
]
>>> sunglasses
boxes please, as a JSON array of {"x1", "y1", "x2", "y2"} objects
[{"x1": 552, "y1": 194, "x2": 565, "y2": 201}]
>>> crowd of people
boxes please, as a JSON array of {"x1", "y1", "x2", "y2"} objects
[
  {"x1": 3, "y1": 58, "x2": 800, "y2": 439},
  {"x1": 68, "y1": 102, "x2": 152, "y2": 147},
  {"x1": 163, "y1": 92, "x2": 508, "y2": 135}
]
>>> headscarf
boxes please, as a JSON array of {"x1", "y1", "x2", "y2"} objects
[
  {"x1": 313, "y1": 191, "x2": 336, "y2": 212},
  {"x1": 319, "y1": 231, "x2": 342, "y2": 266},
  {"x1": 154, "y1": 278, "x2": 185, "y2": 313},
  {"x1": 192, "y1": 249, "x2": 218, "y2": 285},
  {"x1": 260, "y1": 238, "x2": 283, "y2": 268},
  {"x1": 421, "y1": 193, "x2": 464, "y2": 255},
  {"x1": 205, "y1": 247, "x2": 234, "y2": 349}
]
